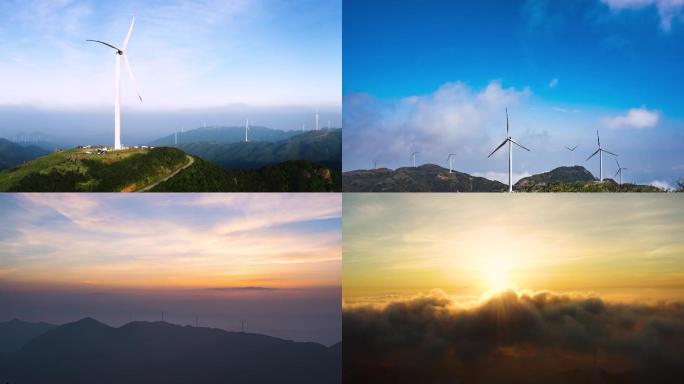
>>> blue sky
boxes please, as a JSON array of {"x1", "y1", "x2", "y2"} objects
[
  {"x1": 0, "y1": 0, "x2": 341, "y2": 141},
  {"x1": 343, "y1": 0, "x2": 684, "y2": 187}
]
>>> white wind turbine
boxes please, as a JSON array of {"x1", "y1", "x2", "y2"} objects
[
  {"x1": 315, "y1": 109, "x2": 320, "y2": 131},
  {"x1": 87, "y1": 17, "x2": 142, "y2": 150},
  {"x1": 614, "y1": 158, "x2": 628, "y2": 185},
  {"x1": 244, "y1": 118, "x2": 250, "y2": 142},
  {"x1": 565, "y1": 145, "x2": 578, "y2": 166},
  {"x1": 586, "y1": 130, "x2": 617, "y2": 182},
  {"x1": 446, "y1": 153, "x2": 457, "y2": 173},
  {"x1": 410, "y1": 151, "x2": 419, "y2": 167},
  {"x1": 488, "y1": 108, "x2": 530, "y2": 193}
]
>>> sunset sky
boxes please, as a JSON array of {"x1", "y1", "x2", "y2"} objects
[
  {"x1": 0, "y1": 193, "x2": 341, "y2": 344},
  {"x1": 343, "y1": 194, "x2": 684, "y2": 305}
]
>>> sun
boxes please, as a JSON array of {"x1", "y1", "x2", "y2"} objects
[{"x1": 479, "y1": 255, "x2": 517, "y2": 295}]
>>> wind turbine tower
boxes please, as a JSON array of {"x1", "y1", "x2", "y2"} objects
[
  {"x1": 565, "y1": 145, "x2": 578, "y2": 166},
  {"x1": 245, "y1": 118, "x2": 250, "y2": 142},
  {"x1": 586, "y1": 130, "x2": 617, "y2": 182},
  {"x1": 174, "y1": 131, "x2": 177, "y2": 145},
  {"x1": 446, "y1": 153, "x2": 457, "y2": 173},
  {"x1": 410, "y1": 151, "x2": 419, "y2": 167},
  {"x1": 315, "y1": 110, "x2": 320, "y2": 131},
  {"x1": 488, "y1": 108, "x2": 530, "y2": 193},
  {"x1": 614, "y1": 158, "x2": 628, "y2": 185},
  {"x1": 87, "y1": 17, "x2": 142, "y2": 150}
]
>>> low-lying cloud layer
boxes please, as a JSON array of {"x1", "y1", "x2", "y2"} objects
[{"x1": 344, "y1": 289, "x2": 684, "y2": 383}]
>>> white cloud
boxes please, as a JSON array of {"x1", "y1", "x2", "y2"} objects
[
  {"x1": 343, "y1": 80, "x2": 532, "y2": 170},
  {"x1": 548, "y1": 78, "x2": 559, "y2": 88},
  {"x1": 602, "y1": 106, "x2": 660, "y2": 129},
  {"x1": 601, "y1": 0, "x2": 684, "y2": 30},
  {"x1": 649, "y1": 180, "x2": 673, "y2": 190}
]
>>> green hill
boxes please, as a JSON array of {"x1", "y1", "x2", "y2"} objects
[
  {"x1": 514, "y1": 165, "x2": 596, "y2": 187},
  {"x1": 176, "y1": 128, "x2": 341, "y2": 170},
  {"x1": 514, "y1": 166, "x2": 662, "y2": 192},
  {"x1": 151, "y1": 157, "x2": 340, "y2": 192},
  {"x1": 0, "y1": 138, "x2": 50, "y2": 170},
  {"x1": 0, "y1": 145, "x2": 340, "y2": 192},
  {"x1": 342, "y1": 164, "x2": 507, "y2": 192},
  {"x1": 515, "y1": 179, "x2": 663, "y2": 192},
  {"x1": 0, "y1": 147, "x2": 190, "y2": 192},
  {"x1": 343, "y1": 164, "x2": 664, "y2": 192}
]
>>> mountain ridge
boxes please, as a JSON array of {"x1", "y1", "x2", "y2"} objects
[
  {"x1": 343, "y1": 164, "x2": 664, "y2": 192},
  {"x1": 1, "y1": 317, "x2": 340, "y2": 384}
]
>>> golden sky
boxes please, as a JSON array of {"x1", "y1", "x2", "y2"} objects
[
  {"x1": 343, "y1": 194, "x2": 684, "y2": 305},
  {"x1": 0, "y1": 193, "x2": 341, "y2": 291}
]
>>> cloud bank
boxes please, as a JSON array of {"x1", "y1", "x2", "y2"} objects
[
  {"x1": 344, "y1": 289, "x2": 684, "y2": 383},
  {"x1": 343, "y1": 81, "x2": 531, "y2": 171}
]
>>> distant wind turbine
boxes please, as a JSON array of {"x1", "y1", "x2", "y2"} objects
[
  {"x1": 244, "y1": 118, "x2": 250, "y2": 142},
  {"x1": 586, "y1": 130, "x2": 617, "y2": 182},
  {"x1": 446, "y1": 153, "x2": 457, "y2": 173},
  {"x1": 565, "y1": 145, "x2": 578, "y2": 166},
  {"x1": 410, "y1": 151, "x2": 419, "y2": 167},
  {"x1": 315, "y1": 109, "x2": 320, "y2": 131},
  {"x1": 488, "y1": 108, "x2": 530, "y2": 193},
  {"x1": 614, "y1": 158, "x2": 628, "y2": 185},
  {"x1": 87, "y1": 17, "x2": 142, "y2": 150}
]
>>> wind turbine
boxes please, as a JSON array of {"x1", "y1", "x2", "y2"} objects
[
  {"x1": 565, "y1": 145, "x2": 578, "y2": 166},
  {"x1": 315, "y1": 109, "x2": 320, "y2": 131},
  {"x1": 87, "y1": 17, "x2": 142, "y2": 150},
  {"x1": 410, "y1": 151, "x2": 419, "y2": 167},
  {"x1": 586, "y1": 130, "x2": 617, "y2": 182},
  {"x1": 614, "y1": 158, "x2": 628, "y2": 185},
  {"x1": 488, "y1": 108, "x2": 530, "y2": 193},
  {"x1": 446, "y1": 153, "x2": 457, "y2": 173},
  {"x1": 244, "y1": 118, "x2": 250, "y2": 142}
]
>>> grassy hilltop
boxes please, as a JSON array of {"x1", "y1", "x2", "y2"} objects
[{"x1": 0, "y1": 147, "x2": 190, "y2": 192}]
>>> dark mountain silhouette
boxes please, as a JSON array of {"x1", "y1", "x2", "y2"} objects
[
  {"x1": 0, "y1": 317, "x2": 340, "y2": 384},
  {"x1": 515, "y1": 165, "x2": 596, "y2": 188},
  {"x1": 0, "y1": 138, "x2": 49, "y2": 170},
  {"x1": 0, "y1": 319, "x2": 56, "y2": 353},
  {"x1": 342, "y1": 164, "x2": 507, "y2": 192},
  {"x1": 175, "y1": 128, "x2": 341, "y2": 170},
  {"x1": 514, "y1": 166, "x2": 662, "y2": 192},
  {"x1": 148, "y1": 126, "x2": 301, "y2": 146}
]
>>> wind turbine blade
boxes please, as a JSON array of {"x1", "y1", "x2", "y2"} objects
[
  {"x1": 571, "y1": 145, "x2": 578, "y2": 151},
  {"x1": 597, "y1": 130, "x2": 600, "y2": 147},
  {"x1": 86, "y1": 40, "x2": 121, "y2": 51},
  {"x1": 510, "y1": 138, "x2": 530, "y2": 151},
  {"x1": 615, "y1": 158, "x2": 620, "y2": 168},
  {"x1": 586, "y1": 149, "x2": 600, "y2": 161},
  {"x1": 615, "y1": 169, "x2": 620, "y2": 177},
  {"x1": 122, "y1": 17, "x2": 135, "y2": 50},
  {"x1": 565, "y1": 146, "x2": 571, "y2": 151},
  {"x1": 488, "y1": 138, "x2": 508, "y2": 158},
  {"x1": 123, "y1": 54, "x2": 143, "y2": 102},
  {"x1": 603, "y1": 149, "x2": 618, "y2": 157}
]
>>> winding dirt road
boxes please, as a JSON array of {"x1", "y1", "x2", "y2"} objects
[{"x1": 137, "y1": 155, "x2": 194, "y2": 192}]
